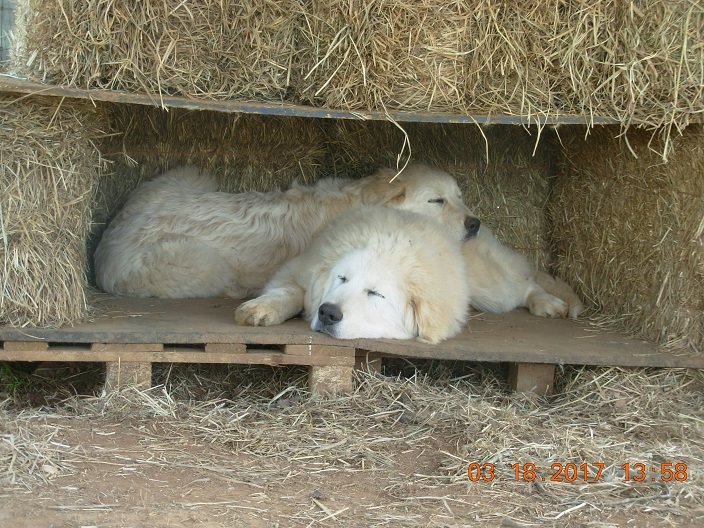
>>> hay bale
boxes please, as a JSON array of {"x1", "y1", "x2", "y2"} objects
[
  {"x1": 297, "y1": 1, "x2": 475, "y2": 111},
  {"x1": 0, "y1": 95, "x2": 108, "y2": 327},
  {"x1": 98, "y1": 109, "x2": 553, "y2": 269},
  {"x1": 322, "y1": 120, "x2": 554, "y2": 269},
  {"x1": 297, "y1": 1, "x2": 702, "y2": 157},
  {"x1": 11, "y1": 1, "x2": 700, "y2": 155},
  {"x1": 13, "y1": 0, "x2": 301, "y2": 100},
  {"x1": 550, "y1": 125, "x2": 704, "y2": 353},
  {"x1": 100, "y1": 104, "x2": 328, "y2": 194}
]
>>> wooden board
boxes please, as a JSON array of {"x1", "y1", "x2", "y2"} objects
[
  {"x1": 1, "y1": 296, "x2": 702, "y2": 369},
  {"x1": 0, "y1": 74, "x2": 622, "y2": 126}
]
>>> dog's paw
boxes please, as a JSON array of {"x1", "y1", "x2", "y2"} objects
[
  {"x1": 234, "y1": 298, "x2": 286, "y2": 326},
  {"x1": 527, "y1": 291, "x2": 569, "y2": 318}
]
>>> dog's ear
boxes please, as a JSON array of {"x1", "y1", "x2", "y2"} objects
[
  {"x1": 410, "y1": 297, "x2": 450, "y2": 345},
  {"x1": 408, "y1": 250, "x2": 470, "y2": 344},
  {"x1": 359, "y1": 169, "x2": 407, "y2": 206}
]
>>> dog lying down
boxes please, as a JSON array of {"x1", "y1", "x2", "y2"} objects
[
  {"x1": 465, "y1": 227, "x2": 584, "y2": 319},
  {"x1": 235, "y1": 206, "x2": 470, "y2": 344},
  {"x1": 94, "y1": 164, "x2": 480, "y2": 299}
]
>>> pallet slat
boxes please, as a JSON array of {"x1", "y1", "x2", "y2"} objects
[
  {"x1": 2, "y1": 341, "x2": 49, "y2": 351},
  {"x1": 91, "y1": 343, "x2": 164, "y2": 352},
  {"x1": 0, "y1": 343, "x2": 354, "y2": 366}
]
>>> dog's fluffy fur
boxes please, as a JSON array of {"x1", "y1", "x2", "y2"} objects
[
  {"x1": 95, "y1": 164, "x2": 478, "y2": 299},
  {"x1": 235, "y1": 207, "x2": 470, "y2": 344},
  {"x1": 464, "y1": 227, "x2": 584, "y2": 318}
]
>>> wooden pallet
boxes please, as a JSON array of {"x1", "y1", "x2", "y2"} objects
[
  {"x1": 0, "y1": 339, "x2": 361, "y2": 396},
  {"x1": 1, "y1": 296, "x2": 702, "y2": 396}
]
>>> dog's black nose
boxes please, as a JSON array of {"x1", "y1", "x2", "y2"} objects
[
  {"x1": 464, "y1": 216, "x2": 481, "y2": 238},
  {"x1": 318, "y1": 303, "x2": 343, "y2": 326}
]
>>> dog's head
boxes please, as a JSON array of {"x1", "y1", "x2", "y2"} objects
[
  {"x1": 358, "y1": 164, "x2": 481, "y2": 241},
  {"x1": 310, "y1": 249, "x2": 417, "y2": 340},
  {"x1": 309, "y1": 243, "x2": 468, "y2": 344}
]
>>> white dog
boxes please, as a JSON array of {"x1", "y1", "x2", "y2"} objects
[
  {"x1": 95, "y1": 164, "x2": 480, "y2": 299},
  {"x1": 235, "y1": 207, "x2": 470, "y2": 344},
  {"x1": 464, "y1": 227, "x2": 584, "y2": 318}
]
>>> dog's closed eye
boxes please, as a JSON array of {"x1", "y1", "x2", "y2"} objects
[
  {"x1": 428, "y1": 198, "x2": 446, "y2": 205},
  {"x1": 337, "y1": 275, "x2": 348, "y2": 283},
  {"x1": 367, "y1": 289, "x2": 385, "y2": 298}
]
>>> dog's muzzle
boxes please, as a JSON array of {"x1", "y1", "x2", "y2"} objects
[
  {"x1": 314, "y1": 302, "x2": 343, "y2": 336},
  {"x1": 464, "y1": 216, "x2": 481, "y2": 239}
]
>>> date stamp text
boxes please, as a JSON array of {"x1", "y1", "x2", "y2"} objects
[{"x1": 467, "y1": 462, "x2": 689, "y2": 483}]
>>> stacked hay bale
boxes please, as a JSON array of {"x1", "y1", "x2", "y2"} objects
[
  {"x1": 0, "y1": 95, "x2": 108, "y2": 327},
  {"x1": 98, "y1": 109, "x2": 553, "y2": 270},
  {"x1": 295, "y1": 0, "x2": 701, "y2": 156},
  {"x1": 550, "y1": 125, "x2": 704, "y2": 353},
  {"x1": 100, "y1": 104, "x2": 327, "y2": 190},
  {"x1": 11, "y1": 1, "x2": 702, "y2": 157},
  {"x1": 12, "y1": 0, "x2": 302, "y2": 100}
]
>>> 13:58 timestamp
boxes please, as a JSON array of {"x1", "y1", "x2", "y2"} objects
[{"x1": 621, "y1": 462, "x2": 688, "y2": 482}]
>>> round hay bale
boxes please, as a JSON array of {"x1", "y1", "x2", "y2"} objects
[
  {"x1": 13, "y1": 0, "x2": 302, "y2": 100},
  {"x1": 550, "y1": 125, "x2": 704, "y2": 353},
  {"x1": 0, "y1": 95, "x2": 108, "y2": 327}
]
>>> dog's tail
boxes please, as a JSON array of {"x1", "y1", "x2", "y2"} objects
[
  {"x1": 535, "y1": 271, "x2": 585, "y2": 319},
  {"x1": 155, "y1": 166, "x2": 218, "y2": 192}
]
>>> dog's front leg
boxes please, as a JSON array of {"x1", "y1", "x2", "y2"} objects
[
  {"x1": 531, "y1": 271, "x2": 584, "y2": 319},
  {"x1": 234, "y1": 285, "x2": 305, "y2": 326}
]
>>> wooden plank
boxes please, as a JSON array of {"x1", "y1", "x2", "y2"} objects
[
  {"x1": 284, "y1": 344, "x2": 355, "y2": 358},
  {"x1": 508, "y1": 363, "x2": 555, "y2": 395},
  {"x1": 2, "y1": 341, "x2": 49, "y2": 351},
  {"x1": 0, "y1": 74, "x2": 623, "y2": 126},
  {"x1": 91, "y1": 343, "x2": 164, "y2": 352},
  {"x1": 1, "y1": 296, "x2": 702, "y2": 369},
  {"x1": 213, "y1": 352, "x2": 354, "y2": 367},
  {"x1": 0, "y1": 344, "x2": 354, "y2": 366}
]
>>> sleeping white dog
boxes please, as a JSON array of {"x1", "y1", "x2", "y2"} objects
[
  {"x1": 235, "y1": 206, "x2": 470, "y2": 344},
  {"x1": 94, "y1": 164, "x2": 480, "y2": 299}
]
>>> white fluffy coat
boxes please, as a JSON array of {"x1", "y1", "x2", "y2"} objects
[{"x1": 95, "y1": 164, "x2": 478, "y2": 299}]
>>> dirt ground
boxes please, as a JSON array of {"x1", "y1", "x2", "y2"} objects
[{"x1": 1, "y1": 362, "x2": 703, "y2": 527}]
